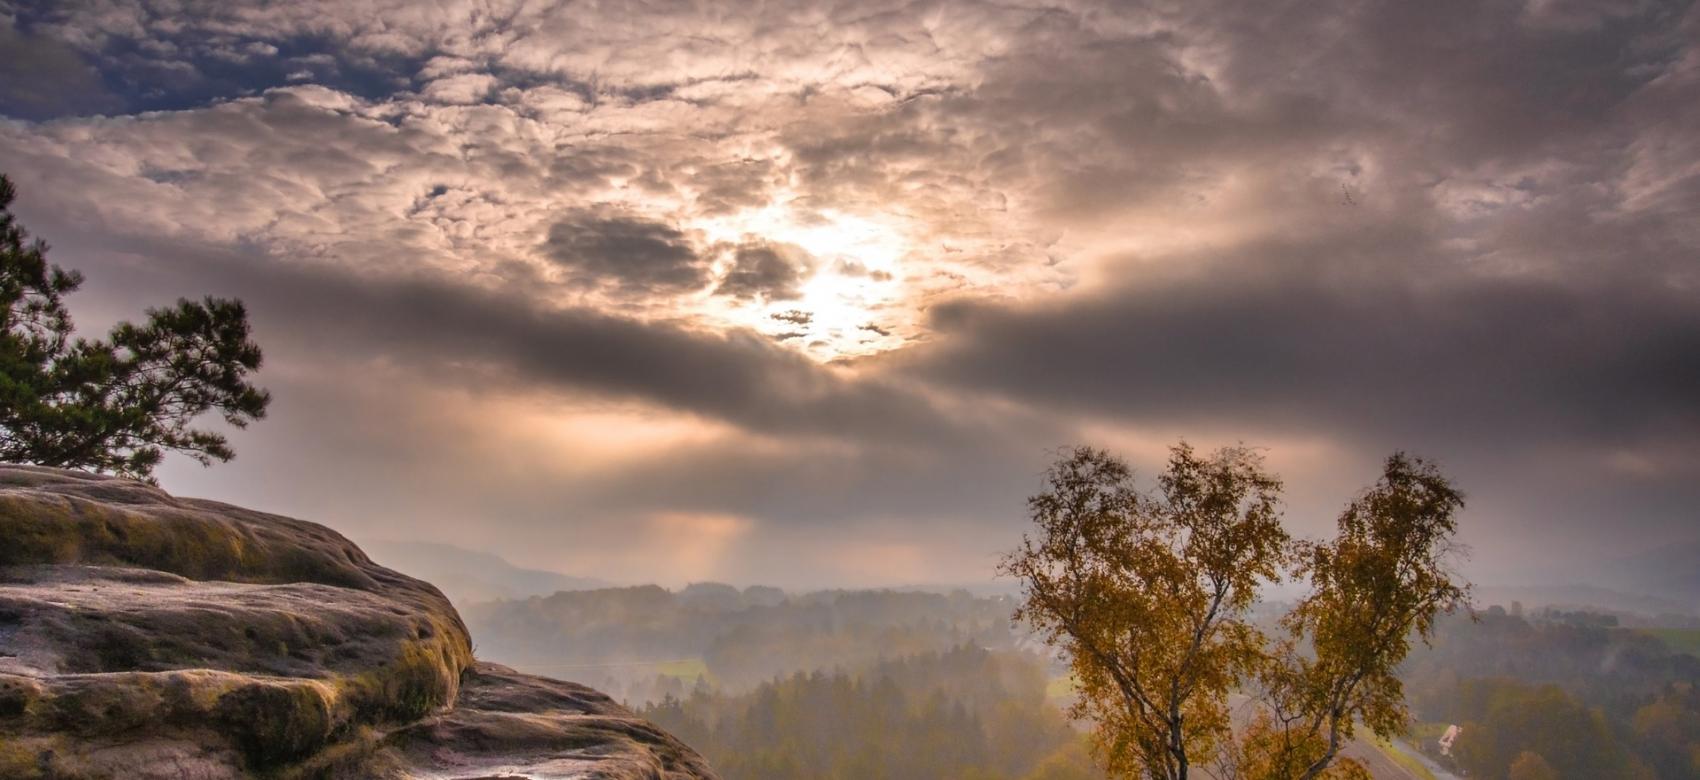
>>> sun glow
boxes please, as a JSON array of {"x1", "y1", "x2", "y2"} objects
[{"x1": 693, "y1": 201, "x2": 914, "y2": 359}]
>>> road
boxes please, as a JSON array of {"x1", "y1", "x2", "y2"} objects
[
  {"x1": 1341, "y1": 738, "x2": 1425, "y2": 780},
  {"x1": 1221, "y1": 694, "x2": 1458, "y2": 780},
  {"x1": 1342, "y1": 736, "x2": 1463, "y2": 780}
]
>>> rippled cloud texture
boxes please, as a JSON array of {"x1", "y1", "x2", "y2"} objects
[{"x1": 2, "y1": 0, "x2": 1696, "y2": 588}]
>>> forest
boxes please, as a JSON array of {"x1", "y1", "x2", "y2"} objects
[
  {"x1": 640, "y1": 646, "x2": 1096, "y2": 780},
  {"x1": 466, "y1": 581, "x2": 1700, "y2": 780},
  {"x1": 465, "y1": 584, "x2": 1093, "y2": 777},
  {"x1": 1401, "y1": 607, "x2": 1700, "y2": 779},
  {"x1": 463, "y1": 583, "x2": 1031, "y2": 702}
]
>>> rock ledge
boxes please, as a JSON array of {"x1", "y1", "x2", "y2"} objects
[{"x1": 0, "y1": 465, "x2": 716, "y2": 780}]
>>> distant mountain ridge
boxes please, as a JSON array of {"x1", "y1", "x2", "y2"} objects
[{"x1": 363, "y1": 540, "x2": 608, "y2": 605}]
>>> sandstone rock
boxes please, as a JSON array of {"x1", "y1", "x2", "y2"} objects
[{"x1": 0, "y1": 465, "x2": 717, "y2": 780}]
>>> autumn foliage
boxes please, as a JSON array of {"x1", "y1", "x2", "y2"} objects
[{"x1": 1003, "y1": 444, "x2": 1467, "y2": 780}]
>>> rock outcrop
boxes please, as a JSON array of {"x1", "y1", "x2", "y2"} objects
[{"x1": 0, "y1": 465, "x2": 717, "y2": 779}]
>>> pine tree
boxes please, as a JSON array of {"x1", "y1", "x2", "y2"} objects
[{"x1": 0, "y1": 174, "x2": 269, "y2": 480}]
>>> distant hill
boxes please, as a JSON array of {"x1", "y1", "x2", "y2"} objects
[
  {"x1": 1593, "y1": 540, "x2": 1700, "y2": 611},
  {"x1": 363, "y1": 540, "x2": 608, "y2": 605},
  {"x1": 464, "y1": 584, "x2": 1026, "y2": 700},
  {"x1": 1466, "y1": 539, "x2": 1700, "y2": 622},
  {"x1": 1473, "y1": 583, "x2": 1696, "y2": 622}
]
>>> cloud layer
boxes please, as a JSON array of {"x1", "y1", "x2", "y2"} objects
[{"x1": 1, "y1": 0, "x2": 1696, "y2": 588}]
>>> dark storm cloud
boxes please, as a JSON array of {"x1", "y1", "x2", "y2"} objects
[
  {"x1": 542, "y1": 212, "x2": 709, "y2": 294},
  {"x1": 311, "y1": 278, "x2": 934, "y2": 442},
  {"x1": 902, "y1": 248, "x2": 1700, "y2": 453},
  {"x1": 855, "y1": 0, "x2": 1700, "y2": 467},
  {"x1": 715, "y1": 243, "x2": 808, "y2": 301},
  {"x1": 128, "y1": 242, "x2": 986, "y2": 451}
]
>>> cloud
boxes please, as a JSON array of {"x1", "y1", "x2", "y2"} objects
[
  {"x1": 901, "y1": 244, "x2": 1700, "y2": 454},
  {"x1": 542, "y1": 211, "x2": 709, "y2": 295},
  {"x1": 770, "y1": 309, "x2": 813, "y2": 326},
  {"x1": 420, "y1": 72, "x2": 499, "y2": 104},
  {"x1": 0, "y1": 24, "x2": 118, "y2": 119},
  {"x1": 1, "y1": 0, "x2": 1697, "y2": 587},
  {"x1": 715, "y1": 243, "x2": 809, "y2": 301},
  {"x1": 30, "y1": 221, "x2": 997, "y2": 455}
]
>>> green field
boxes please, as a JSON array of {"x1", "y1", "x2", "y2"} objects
[
  {"x1": 653, "y1": 658, "x2": 712, "y2": 682},
  {"x1": 1371, "y1": 735, "x2": 1438, "y2": 780},
  {"x1": 1645, "y1": 628, "x2": 1700, "y2": 657},
  {"x1": 1408, "y1": 722, "x2": 1447, "y2": 742}
]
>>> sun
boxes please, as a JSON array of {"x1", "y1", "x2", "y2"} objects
[{"x1": 693, "y1": 202, "x2": 913, "y2": 359}]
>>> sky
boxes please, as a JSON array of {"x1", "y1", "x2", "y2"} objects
[{"x1": 1, "y1": 0, "x2": 1696, "y2": 591}]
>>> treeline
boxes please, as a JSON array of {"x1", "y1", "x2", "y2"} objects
[
  {"x1": 466, "y1": 580, "x2": 1700, "y2": 779},
  {"x1": 638, "y1": 645, "x2": 1099, "y2": 780},
  {"x1": 1403, "y1": 607, "x2": 1700, "y2": 779},
  {"x1": 464, "y1": 583, "x2": 1029, "y2": 699}
]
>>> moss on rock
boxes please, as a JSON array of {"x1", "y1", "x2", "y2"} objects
[
  {"x1": 216, "y1": 680, "x2": 338, "y2": 768},
  {"x1": 0, "y1": 466, "x2": 713, "y2": 779}
]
